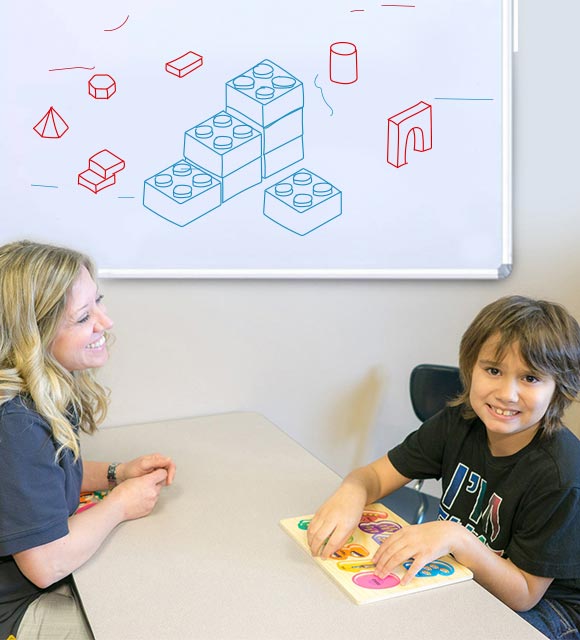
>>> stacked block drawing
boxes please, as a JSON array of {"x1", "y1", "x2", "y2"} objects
[
  {"x1": 226, "y1": 60, "x2": 304, "y2": 178},
  {"x1": 183, "y1": 111, "x2": 262, "y2": 202},
  {"x1": 143, "y1": 59, "x2": 306, "y2": 227},
  {"x1": 78, "y1": 149, "x2": 125, "y2": 194},
  {"x1": 263, "y1": 168, "x2": 342, "y2": 236}
]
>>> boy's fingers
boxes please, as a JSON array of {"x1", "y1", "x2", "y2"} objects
[{"x1": 309, "y1": 526, "x2": 333, "y2": 556}]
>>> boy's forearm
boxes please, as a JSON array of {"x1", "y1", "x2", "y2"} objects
[
  {"x1": 450, "y1": 523, "x2": 552, "y2": 611},
  {"x1": 346, "y1": 456, "x2": 411, "y2": 503},
  {"x1": 341, "y1": 466, "x2": 383, "y2": 505},
  {"x1": 338, "y1": 457, "x2": 412, "y2": 511}
]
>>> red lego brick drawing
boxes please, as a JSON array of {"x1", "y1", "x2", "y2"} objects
[
  {"x1": 78, "y1": 149, "x2": 125, "y2": 194},
  {"x1": 165, "y1": 51, "x2": 203, "y2": 78},
  {"x1": 33, "y1": 107, "x2": 69, "y2": 139},
  {"x1": 329, "y1": 42, "x2": 358, "y2": 85},
  {"x1": 387, "y1": 101, "x2": 432, "y2": 168},
  {"x1": 89, "y1": 149, "x2": 125, "y2": 178},
  {"x1": 88, "y1": 74, "x2": 117, "y2": 99}
]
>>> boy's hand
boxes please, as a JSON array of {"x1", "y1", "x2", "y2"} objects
[
  {"x1": 307, "y1": 485, "x2": 367, "y2": 559},
  {"x1": 373, "y1": 520, "x2": 463, "y2": 584}
]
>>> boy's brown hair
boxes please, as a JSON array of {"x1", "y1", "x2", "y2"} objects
[{"x1": 450, "y1": 295, "x2": 580, "y2": 435}]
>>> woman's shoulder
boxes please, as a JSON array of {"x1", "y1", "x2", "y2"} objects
[
  {"x1": 0, "y1": 395, "x2": 50, "y2": 435},
  {"x1": 1, "y1": 394, "x2": 35, "y2": 416}
]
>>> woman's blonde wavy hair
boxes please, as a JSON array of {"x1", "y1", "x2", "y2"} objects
[{"x1": 0, "y1": 240, "x2": 110, "y2": 460}]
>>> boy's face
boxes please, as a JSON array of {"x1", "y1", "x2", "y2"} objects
[{"x1": 469, "y1": 334, "x2": 556, "y2": 456}]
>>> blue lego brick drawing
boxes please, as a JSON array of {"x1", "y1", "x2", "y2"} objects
[
  {"x1": 225, "y1": 60, "x2": 304, "y2": 129},
  {"x1": 220, "y1": 157, "x2": 262, "y2": 202},
  {"x1": 226, "y1": 106, "x2": 304, "y2": 178},
  {"x1": 262, "y1": 136, "x2": 304, "y2": 179},
  {"x1": 183, "y1": 111, "x2": 262, "y2": 179},
  {"x1": 260, "y1": 109, "x2": 303, "y2": 153},
  {"x1": 263, "y1": 168, "x2": 342, "y2": 236},
  {"x1": 227, "y1": 106, "x2": 303, "y2": 156},
  {"x1": 186, "y1": 156, "x2": 263, "y2": 203},
  {"x1": 143, "y1": 159, "x2": 221, "y2": 227},
  {"x1": 142, "y1": 58, "x2": 313, "y2": 228}
]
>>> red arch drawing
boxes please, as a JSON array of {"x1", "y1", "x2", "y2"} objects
[{"x1": 387, "y1": 101, "x2": 432, "y2": 168}]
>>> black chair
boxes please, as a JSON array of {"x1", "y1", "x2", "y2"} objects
[
  {"x1": 377, "y1": 364, "x2": 462, "y2": 524},
  {"x1": 410, "y1": 364, "x2": 463, "y2": 424}
]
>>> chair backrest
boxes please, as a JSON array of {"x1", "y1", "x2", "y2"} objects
[{"x1": 410, "y1": 364, "x2": 463, "y2": 423}]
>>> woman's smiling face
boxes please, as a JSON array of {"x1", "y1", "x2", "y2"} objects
[{"x1": 50, "y1": 266, "x2": 113, "y2": 372}]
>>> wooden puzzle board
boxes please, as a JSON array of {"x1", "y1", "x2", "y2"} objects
[{"x1": 280, "y1": 503, "x2": 473, "y2": 604}]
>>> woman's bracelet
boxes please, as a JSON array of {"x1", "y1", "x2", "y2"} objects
[{"x1": 107, "y1": 462, "x2": 121, "y2": 487}]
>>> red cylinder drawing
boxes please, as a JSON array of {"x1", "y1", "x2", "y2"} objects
[{"x1": 329, "y1": 42, "x2": 358, "y2": 85}]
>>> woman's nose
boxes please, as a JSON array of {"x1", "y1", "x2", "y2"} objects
[{"x1": 95, "y1": 309, "x2": 114, "y2": 332}]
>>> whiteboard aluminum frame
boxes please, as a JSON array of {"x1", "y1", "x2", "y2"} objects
[
  {"x1": 2, "y1": 1, "x2": 513, "y2": 280},
  {"x1": 101, "y1": 0, "x2": 513, "y2": 280}
]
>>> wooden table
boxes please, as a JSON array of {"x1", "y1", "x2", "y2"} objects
[{"x1": 75, "y1": 412, "x2": 545, "y2": 640}]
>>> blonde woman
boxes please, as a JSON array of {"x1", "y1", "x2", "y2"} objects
[{"x1": 0, "y1": 241, "x2": 176, "y2": 640}]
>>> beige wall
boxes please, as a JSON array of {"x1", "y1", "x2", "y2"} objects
[{"x1": 98, "y1": 0, "x2": 580, "y2": 478}]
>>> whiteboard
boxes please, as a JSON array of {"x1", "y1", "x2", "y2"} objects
[{"x1": 0, "y1": 0, "x2": 513, "y2": 278}]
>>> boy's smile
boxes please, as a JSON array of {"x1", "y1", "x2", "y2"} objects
[{"x1": 469, "y1": 334, "x2": 556, "y2": 456}]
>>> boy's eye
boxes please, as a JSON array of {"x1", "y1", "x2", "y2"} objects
[
  {"x1": 486, "y1": 367, "x2": 500, "y2": 376},
  {"x1": 524, "y1": 375, "x2": 540, "y2": 383}
]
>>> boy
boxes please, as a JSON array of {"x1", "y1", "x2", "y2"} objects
[{"x1": 307, "y1": 296, "x2": 580, "y2": 640}]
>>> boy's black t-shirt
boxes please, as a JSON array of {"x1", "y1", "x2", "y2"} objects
[
  {"x1": 388, "y1": 404, "x2": 580, "y2": 605},
  {"x1": 0, "y1": 396, "x2": 83, "y2": 637}
]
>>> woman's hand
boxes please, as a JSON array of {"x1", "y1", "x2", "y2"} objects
[
  {"x1": 106, "y1": 469, "x2": 169, "y2": 521},
  {"x1": 373, "y1": 520, "x2": 464, "y2": 584},
  {"x1": 116, "y1": 453, "x2": 176, "y2": 486}
]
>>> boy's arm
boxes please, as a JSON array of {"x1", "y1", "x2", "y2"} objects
[
  {"x1": 307, "y1": 456, "x2": 411, "y2": 558},
  {"x1": 373, "y1": 520, "x2": 553, "y2": 611}
]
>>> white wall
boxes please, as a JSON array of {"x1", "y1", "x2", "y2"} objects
[{"x1": 98, "y1": 0, "x2": 580, "y2": 479}]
